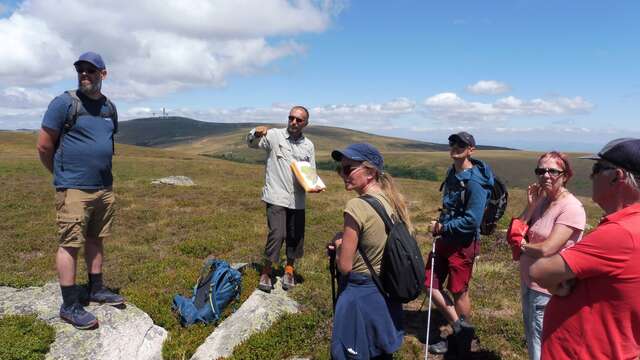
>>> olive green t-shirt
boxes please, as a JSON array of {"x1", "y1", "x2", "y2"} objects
[{"x1": 344, "y1": 191, "x2": 396, "y2": 276}]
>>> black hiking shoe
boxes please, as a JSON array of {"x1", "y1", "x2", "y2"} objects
[
  {"x1": 454, "y1": 319, "x2": 475, "y2": 358},
  {"x1": 89, "y1": 287, "x2": 125, "y2": 305},
  {"x1": 60, "y1": 303, "x2": 98, "y2": 330},
  {"x1": 282, "y1": 271, "x2": 296, "y2": 291},
  {"x1": 258, "y1": 273, "x2": 273, "y2": 293}
]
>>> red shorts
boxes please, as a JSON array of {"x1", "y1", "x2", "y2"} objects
[{"x1": 424, "y1": 239, "x2": 479, "y2": 294}]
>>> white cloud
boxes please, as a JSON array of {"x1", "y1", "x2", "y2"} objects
[
  {"x1": 0, "y1": 87, "x2": 53, "y2": 108},
  {"x1": 119, "y1": 97, "x2": 415, "y2": 132},
  {"x1": 0, "y1": 14, "x2": 74, "y2": 85},
  {"x1": 424, "y1": 93, "x2": 593, "y2": 123},
  {"x1": 465, "y1": 80, "x2": 511, "y2": 95},
  {"x1": 0, "y1": 87, "x2": 54, "y2": 129},
  {"x1": 0, "y1": 0, "x2": 343, "y2": 98}
]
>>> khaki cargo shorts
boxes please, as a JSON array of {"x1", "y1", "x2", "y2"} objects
[{"x1": 55, "y1": 188, "x2": 115, "y2": 248}]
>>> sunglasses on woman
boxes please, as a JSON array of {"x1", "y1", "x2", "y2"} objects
[
  {"x1": 335, "y1": 164, "x2": 362, "y2": 177},
  {"x1": 534, "y1": 167, "x2": 564, "y2": 176}
]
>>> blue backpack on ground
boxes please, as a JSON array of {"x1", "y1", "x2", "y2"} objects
[{"x1": 172, "y1": 259, "x2": 242, "y2": 326}]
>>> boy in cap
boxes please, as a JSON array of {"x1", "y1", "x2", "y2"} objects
[
  {"x1": 426, "y1": 132, "x2": 494, "y2": 356},
  {"x1": 37, "y1": 51, "x2": 122, "y2": 329},
  {"x1": 531, "y1": 138, "x2": 640, "y2": 360}
]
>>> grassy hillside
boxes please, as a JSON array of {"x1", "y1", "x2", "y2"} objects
[
  {"x1": 0, "y1": 132, "x2": 603, "y2": 359},
  {"x1": 117, "y1": 117, "x2": 595, "y2": 197},
  {"x1": 117, "y1": 117, "x2": 510, "y2": 153}
]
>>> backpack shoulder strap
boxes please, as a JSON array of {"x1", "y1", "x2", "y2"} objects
[
  {"x1": 355, "y1": 238, "x2": 388, "y2": 298},
  {"x1": 63, "y1": 90, "x2": 81, "y2": 134},
  {"x1": 356, "y1": 194, "x2": 394, "y2": 298},
  {"x1": 105, "y1": 97, "x2": 118, "y2": 133},
  {"x1": 360, "y1": 194, "x2": 394, "y2": 233}
]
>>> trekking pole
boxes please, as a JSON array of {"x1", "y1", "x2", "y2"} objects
[
  {"x1": 329, "y1": 248, "x2": 337, "y2": 313},
  {"x1": 425, "y1": 235, "x2": 438, "y2": 360}
]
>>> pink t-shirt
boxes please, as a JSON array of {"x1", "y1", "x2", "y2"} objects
[{"x1": 519, "y1": 193, "x2": 586, "y2": 294}]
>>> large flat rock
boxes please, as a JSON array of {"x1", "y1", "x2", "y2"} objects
[
  {"x1": 0, "y1": 282, "x2": 167, "y2": 360},
  {"x1": 191, "y1": 277, "x2": 299, "y2": 360}
]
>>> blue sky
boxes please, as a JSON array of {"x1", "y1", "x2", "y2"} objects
[{"x1": 0, "y1": 0, "x2": 638, "y2": 151}]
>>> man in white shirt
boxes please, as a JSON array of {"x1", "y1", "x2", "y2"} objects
[{"x1": 247, "y1": 106, "x2": 318, "y2": 292}]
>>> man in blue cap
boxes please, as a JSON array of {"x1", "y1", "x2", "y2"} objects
[
  {"x1": 426, "y1": 131, "x2": 494, "y2": 356},
  {"x1": 37, "y1": 51, "x2": 122, "y2": 329},
  {"x1": 531, "y1": 138, "x2": 640, "y2": 360}
]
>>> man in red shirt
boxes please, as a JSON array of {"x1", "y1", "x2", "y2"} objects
[{"x1": 530, "y1": 138, "x2": 640, "y2": 360}]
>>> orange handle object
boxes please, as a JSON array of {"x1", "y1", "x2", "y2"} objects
[{"x1": 506, "y1": 217, "x2": 529, "y2": 260}]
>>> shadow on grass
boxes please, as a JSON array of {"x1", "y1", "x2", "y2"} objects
[{"x1": 403, "y1": 308, "x2": 503, "y2": 360}]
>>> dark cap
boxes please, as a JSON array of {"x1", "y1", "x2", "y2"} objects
[
  {"x1": 331, "y1": 143, "x2": 384, "y2": 171},
  {"x1": 448, "y1": 131, "x2": 476, "y2": 147},
  {"x1": 580, "y1": 138, "x2": 640, "y2": 174},
  {"x1": 73, "y1": 51, "x2": 106, "y2": 70}
]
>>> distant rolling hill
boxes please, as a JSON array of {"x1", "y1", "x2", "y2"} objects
[{"x1": 116, "y1": 116, "x2": 513, "y2": 153}]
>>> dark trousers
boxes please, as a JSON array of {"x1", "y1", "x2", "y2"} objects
[{"x1": 265, "y1": 203, "x2": 305, "y2": 264}]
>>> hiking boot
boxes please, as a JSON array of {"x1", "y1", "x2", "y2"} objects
[
  {"x1": 60, "y1": 303, "x2": 98, "y2": 330},
  {"x1": 454, "y1": 319, "x2": 475, "y2": 357},
  {"x1": 258, "y1": 273, "x2": 273, "y2": 293},
  {"x1": 89, "y1": 287, "x2": 125, "y2": 305},
  {"x1": 428, "y1": 339, "x2": 448, "y2": 354},
  {"x1": 282, "y1": 266, "x2": 296, "y2": 290}
]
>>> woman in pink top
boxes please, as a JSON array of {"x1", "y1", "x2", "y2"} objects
[{"x1": 510, "y1": 151, "x2": 586, "y2": 360}]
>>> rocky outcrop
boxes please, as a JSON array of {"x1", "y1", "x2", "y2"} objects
[
  {"x1": 151, "y1": 176, "x2": 195, "y2": 186},
  {"x1": 191, "y1": 276, "x2": 300, "y2": 360},
  {"x1": 0, "y1": 282, "x2": 167, "y2": 360}
]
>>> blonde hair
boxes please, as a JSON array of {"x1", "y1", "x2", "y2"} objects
[{"x1": 362, "y1": 161, "x2": 414, "y2": 234}]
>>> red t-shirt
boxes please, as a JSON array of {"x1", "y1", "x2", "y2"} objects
[{"x1": 541, "y1": 203, "x2": 640, "y2": 360}]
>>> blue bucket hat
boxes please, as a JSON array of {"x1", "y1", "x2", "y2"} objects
[
  {"x1": 331, "y1": 143, "x2": 384, "y2": 171},
  {"x1": 74, "y1": 51, "x2": 106, "y2": 70}
]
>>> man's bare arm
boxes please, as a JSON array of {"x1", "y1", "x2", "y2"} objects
[
  {"x1": 529, "y1": 254, "x2": 576, "y2": 295},
  {"x1": 37, "y1": 127, "x2": 59, "y2": 174}
]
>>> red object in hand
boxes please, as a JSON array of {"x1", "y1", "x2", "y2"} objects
[{"x1": 506, "y1": 217, "x2": 529, "y2": 260}]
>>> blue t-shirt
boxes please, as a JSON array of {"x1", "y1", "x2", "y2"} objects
[{"x1": 41, "y1": 91, "x2": 116, "y2": 189}]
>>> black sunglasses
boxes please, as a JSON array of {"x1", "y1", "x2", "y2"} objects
[
  {"x1": 448, "y1": 139, "x2": 469, "y2": 148},
  {"x1": 335, "y1": 164, "x2": 362, "y2": 177},
  {"x1": 534, "y1": 167, "x2": 564, "y2": 176},
  {"x1": 75, "y1": 66, "x2": 99, "y2": 74},
  {"x1": 288, "y1": 115, "x2": 306, "y2": 123},
  {"x1": 591, "y1": 162, "x2": 617, "y2": 177}
]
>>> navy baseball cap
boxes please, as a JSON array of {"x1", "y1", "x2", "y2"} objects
[
  {"x1": 580, "y1": 138, "x2": 640, "y2": 174},
  {"x1": 331, "y1": 143, "x2": 384, "y2": 171},
  {"x1": 448, "y1": 131, "x2": 476, "y2": 147},
  {"x1": 74, "y1": 51, "x2": 106, "y2": 70}
]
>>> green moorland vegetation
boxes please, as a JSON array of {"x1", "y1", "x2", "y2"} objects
[
  {"x1": 148, "y1": 119, "x2": 592, "y2": 197},
  {"x1": 0, "y1": 131, "x2": 603, "y2": 359}
]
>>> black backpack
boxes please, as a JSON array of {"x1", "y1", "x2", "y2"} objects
[
  {"x1": 440, "y1": 170, "x2": 509, "y2": 236},
  {"x1": 480, "y1": 176, "x2": 508, "y2": 235},
  {"x1": 357, "y1": 195, "x2": 426, "y2": 303}
]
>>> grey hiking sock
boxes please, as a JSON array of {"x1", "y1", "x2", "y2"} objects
[
  {"x1": 88, "y1": 273, "x2": 103, "y2": 293},
  {"x1": 60, "y1": 285, "x2": 77, "y2": 308}
]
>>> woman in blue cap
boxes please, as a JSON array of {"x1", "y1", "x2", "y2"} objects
[{"x1": 328, "y1": 143, "x2": 411, "y2": 359}]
